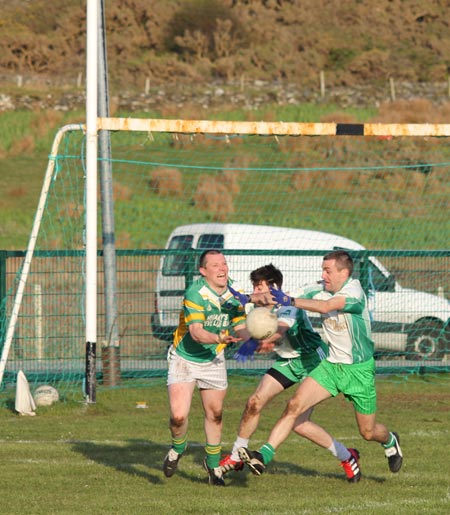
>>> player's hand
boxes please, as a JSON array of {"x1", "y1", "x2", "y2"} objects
[
  {"x1": 270, "y1": 286, "x2": 294, "y2": 307},
  {"x1": 217, "y1": 330, "x2": 241, "y2": 345},
  {"x1": 233, "y1": 338, "x2": 259, "y2": 362},
  {"x1": 228, "y1": 285, "x2": 250, "y2": 307},
  {"x1": 249, "y1": 292, "x2": 276, "y2": 306},
  {"x1": 257, "y1": 341, "x2": 276, "y2": 354}
]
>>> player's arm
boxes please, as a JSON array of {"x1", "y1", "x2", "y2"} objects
[
  {"x1": 189, "y1": 322, "x2": 241, "y2": 345},
  {"x1": 292, "y1": 295, "x2": 346, "y2": 314},
  {"x1": 270, "y1": 287, "x2": 346, "y2": 314},
  {"x1": 234, "y1": 323, "x2": 252, "y2": 342},
  {"x1": 257, "y1": 321, "x2": 288, "y2": 353}
]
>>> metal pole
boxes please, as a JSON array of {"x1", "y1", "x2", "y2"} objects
[
  {"x1": 98, "y1": 0, "x2": 120, "y2": 386},
  {"x1": 85, "y1": 0, "x2": 99, "y2": 403}
]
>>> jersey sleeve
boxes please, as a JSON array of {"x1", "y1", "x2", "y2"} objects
[
  {"x1": 291, "y1": 280, "x2": 325, "y2": 299},
  {"x1": 183, "y1": 290, "x2": 206, "y2": 326},
  {"x1": 338, "y1": 280, "x2": 365, "y2": 315}
]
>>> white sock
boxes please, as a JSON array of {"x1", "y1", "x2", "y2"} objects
[
  {"x1": 231, "y1": 436, "x2": 249, "y2": 461},
  {"x1": 328, "y1": 439, "x2": 351, "y2": 461}
]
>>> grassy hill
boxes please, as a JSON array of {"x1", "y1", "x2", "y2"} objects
[
  {"x1": 1, "y1": 1, "x2": 450, "y2": 250},
  {"x1": 1, "y1": 0, "x2": 450, "y2": 93}
]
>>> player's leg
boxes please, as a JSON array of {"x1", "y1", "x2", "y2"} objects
[
  {"x1": 239, "y1": 375, "x2": 330, "y2": 475},
  {"x1": 221, "y1": 372, "x2": 285, "y2": 473},
  {"x1": 293, "y1": 407, "x2": 361, "y2": 482},
  {"x1": 344, "y1": 358, "x2": 403, "y2": 473},
  {"x1": 289, "y1": 347, "x2": 361, "y2": 481},
  {"x1": 354, "y1": 411, "x2": 403, "y2": 473},
  {"x1": 200, "y1": 387, "x2": 227, "y2": 485},
  {"x1": 163, "y1": 381, "x2": 195, "y2": 477}
]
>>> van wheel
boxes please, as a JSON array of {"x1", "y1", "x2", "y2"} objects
[{"x1": 406, "y1": 320, "x2": 444, "y2": 361}]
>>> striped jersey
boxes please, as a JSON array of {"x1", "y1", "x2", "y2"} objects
[{"x1": 172, "y1": 277, "x2": 246, "y2": 363}]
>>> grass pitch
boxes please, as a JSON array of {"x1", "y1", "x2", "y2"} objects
[{"x1": 1, "y1": 374, "x2": 449, "y2": 515}]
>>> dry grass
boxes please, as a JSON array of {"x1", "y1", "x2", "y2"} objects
[
  {"x1": 374, "y1": 99, "x2": 450, "y2": 123},
  {"x1": 10, "y1": 134, "x2": 35, "y2": 156},
  {"x1": 113, "y1": 182, "x2": 133, "y2": 202},
  {"x1": 7, "y1": 186, "x2": 27, "y2": 198},
  {"x1": 149, "y1": 167, "x2": 183, "y2": 197},
  {"x1": 193, "y1": 176, "x2": 234, "y2": 221}
]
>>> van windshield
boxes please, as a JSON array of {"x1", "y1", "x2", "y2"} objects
[{"x1": 352, "y1": 260, "x2": 395, "y2": 292}]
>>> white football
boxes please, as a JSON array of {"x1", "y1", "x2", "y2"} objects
[
  {"x1": 246, "y1": 307, "x2": 278, "y2": 340},
  {"x1": 33, "y1": 385, "x2": 60, "y2": 407}
]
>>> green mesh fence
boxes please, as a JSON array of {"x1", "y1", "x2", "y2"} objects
[{"x1": 1, "y1": 120, "x2": 449, "y2": 402}]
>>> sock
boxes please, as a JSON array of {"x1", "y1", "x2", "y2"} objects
[
  {"x1": 205, "y1": 443, "x2": 222, "y2": 469},
  {"x1": 232, "y1": 436, "x2": 249, "y2": 461},
  {"x1": 382, "y1": 432, "x2": 395, "y2": 449},
  {"x1": 172, "y1": 435, "x2": 187, "y2": 455},
  {"x1": 259, "y1": 443, "x2": 276, "y2": 465},
  {"x1": 328, "y1": 439, "x2": 351, "y2": 461}
]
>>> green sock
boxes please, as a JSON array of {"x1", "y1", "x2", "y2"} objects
[
  {"x1": 382, "y1": 432, "x2": 395, "y2": 448},
  {"x1": 205, "y1": 443, "x2": 221, "y2": 468},
  {"x1": 172, "y1": 435, "x2": 187, "y2": 454},
  {"x1": 259, "y1": 443, "x2": 276, "y2": 465}
]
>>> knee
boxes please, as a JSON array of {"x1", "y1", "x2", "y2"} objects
[
  {"x1": 170, "y1": 414, "x2": 187, "y2": 429},
  {"x1": 359, "y1": 427, "x2": 374, "y2": 441},
  {"x1": 245, "y1": 394, "x2": 263, "y2": 416},
  {"x1": 206, "y1": 409, "x2": 223, "y2": 425},
  {"x1": 285, "y1": 397, "x2": 301, "y2": 417}
]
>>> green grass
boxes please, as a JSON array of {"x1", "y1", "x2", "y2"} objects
[
  {"x1": 1, "y1": 375, "x2": 449, "y2": 515},
  {"x1": 1, "y1": 104, "x2": 449, "y2": 250}
]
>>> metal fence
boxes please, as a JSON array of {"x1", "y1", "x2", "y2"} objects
[{"x1": 0, "y1": 248, "x2": 449, "y2": 391}]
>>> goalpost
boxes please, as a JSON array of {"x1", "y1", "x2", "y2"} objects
[{"x1": 0, "y1": 116, "x2": 449, "y2": 402}]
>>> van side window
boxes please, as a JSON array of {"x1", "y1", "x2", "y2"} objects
[
  {"x1": 198, "y1": 234, "x2": 224, "y2": 250},
  {"x1": 162, "y1": 235, "x2": 194, "y2": 276}
]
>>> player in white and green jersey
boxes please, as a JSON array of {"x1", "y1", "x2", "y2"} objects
[
  {"x1": 239, "y1": 251, "x2": 403, "y2": 481},
  {"x1": 293, "y1": 276, "x2": 374, "y2": 364},
  {"x1": 163, "y1": 249, "x2": 251, "y2": 486},
  {"x1": 220, "y1": 264, "x2": 361, "y2": 483}
]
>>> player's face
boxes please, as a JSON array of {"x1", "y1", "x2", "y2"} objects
[
  {"x1": 252, "y1": 280, "x2": 270, "y2": 294},
  {"x1": 321, "y1": 259, "x2": 349, "y2": 293},
  {"x1": 200, "y1": 253, "x2": 229, "y2": 293}
]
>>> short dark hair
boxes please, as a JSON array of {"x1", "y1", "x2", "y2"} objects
[
  {"x1": 323, "y1": 250, "x2": 353, "y2": 275},
  {"x1": 199, "y1": 249, "x2": 223, "y2": 268},
  {"x1": 250, "y1": 263, "x2": 283, "y2": 288}
]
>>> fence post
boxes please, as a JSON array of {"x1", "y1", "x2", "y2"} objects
[
  {"x1": 389, "y1": 77, "x2": 396, "y2": 101},
  {"x1": 320, "y1": 70, "x2": 325, "y2": 98},
  {"x1": 0, "y1": 251, "x2": 7, "y2": 352}
]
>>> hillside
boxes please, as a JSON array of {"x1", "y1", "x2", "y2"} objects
[{"x1": 1, "y1": 0, "x2": 450, "y2": 110}]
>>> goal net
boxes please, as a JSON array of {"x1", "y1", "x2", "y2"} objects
[{"x1": 1, "y1": 118, "x2": 449, "y2": 400}]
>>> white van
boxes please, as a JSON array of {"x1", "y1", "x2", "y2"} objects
[{"x1": 152, "y1": 223, "x2": 450, "y2": 361}]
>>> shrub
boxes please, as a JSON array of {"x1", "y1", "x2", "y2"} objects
[{"x1": 149, "y1": 168, "x2": 182, "y2": 197}]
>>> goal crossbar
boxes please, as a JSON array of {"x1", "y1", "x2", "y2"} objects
[{"x1": 98, "y1": 117, "x2": 450, "y2": 137}]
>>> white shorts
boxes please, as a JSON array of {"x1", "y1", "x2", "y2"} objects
[{"x1": 167, "y1": 348, "x2": 227, "y2": 390}]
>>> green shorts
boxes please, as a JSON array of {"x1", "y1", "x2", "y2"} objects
[
  {"x1": 268, "y1": 341, "x2": 328, "y2": 389},
  {"x1": 308, "y1": 357, "x2": 377, "y2": 415}
]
